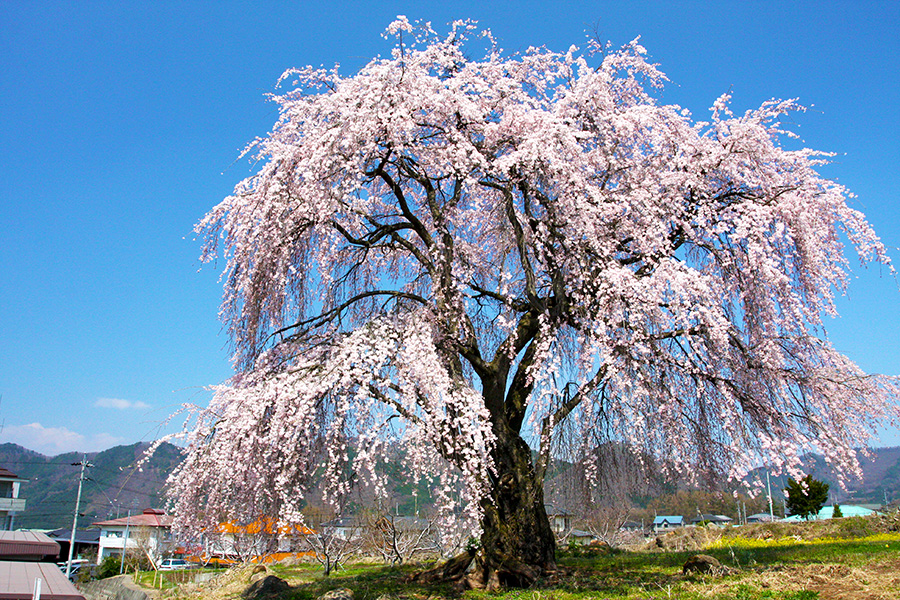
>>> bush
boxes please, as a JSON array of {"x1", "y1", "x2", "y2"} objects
[
  {"x1": 836, "y1": 516, "x2": 875, "y2": 539},
  {"x1": 97, "y1": 555, "x2": 123, "y2": 579},
  {"x1": 74, "y1": 564, "x2": 98, "y2": 584}
]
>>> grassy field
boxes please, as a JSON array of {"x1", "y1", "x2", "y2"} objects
[{"x1": 141, "y1": 519, "x2": 900, "y2": 600}]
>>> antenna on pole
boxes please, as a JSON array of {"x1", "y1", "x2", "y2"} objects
[{"x1": 66, "y1": 455, "x2": 93, "y2": 579}]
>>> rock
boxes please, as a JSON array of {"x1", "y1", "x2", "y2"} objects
[
  {"x1": 682, "y1": 554, "x2": 726, "y2": 575},
  {"x1": 241, "y1": 575, "x2": 291, "y2": 600},
  {"x1": 248, "y1": 564, "x2": 269, "y2": 583},
  {"x1": 319, "y1": 588, "x2": 354, "y2": 600}
]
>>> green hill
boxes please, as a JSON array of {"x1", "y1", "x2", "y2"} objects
[
  {"x1": 0, "y1": 441, "x2": 182, "y2": 530},
  {"x1": 2, "y1": 440, "x2": 897, "y2": 531}
]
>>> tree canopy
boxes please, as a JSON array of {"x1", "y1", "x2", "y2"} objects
[
  {"x1": 785, "y1": 475, "x2": 830, "y2": 520},
  {"x1": 168, "y1": 18, "x2": 897, "y2": 585}
]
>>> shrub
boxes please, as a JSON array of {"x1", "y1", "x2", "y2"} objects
[{"x1": 97, "y1": 555, "x2": 123, "y2": 579}]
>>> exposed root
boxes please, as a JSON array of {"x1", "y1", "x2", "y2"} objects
[{"x1": 408, "y1": 549, "x2": 552, "y2": 591}]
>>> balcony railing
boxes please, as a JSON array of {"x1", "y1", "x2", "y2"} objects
[{"x1": 0, "y1": 498, "x2": 26, "y2": 512}]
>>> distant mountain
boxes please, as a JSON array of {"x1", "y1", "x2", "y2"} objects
[
  {"x1": 0, "y1": 441, "x2": 183, "y2": 530},
  {"x1": 3, "y1": 439, "x2": 896, "y2": 531},
  {"x1": 793, "y1": 447, "x2": 900, "y2": 505},
  {"x1": 716, "y1": 446, "x2": 900, "y2": 509}
]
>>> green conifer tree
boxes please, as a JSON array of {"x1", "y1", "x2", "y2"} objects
[{"x1": 785, "y1": 475, "x2": 830, "y2": 520}]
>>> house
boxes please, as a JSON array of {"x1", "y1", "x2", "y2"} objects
[
  {"x1": 620, "y1": 520, "x2": 644, "y2": 532},
  {"x1": 319, "y1": 515, "x2": 365, "y2": 540},
  {"x1": 690, "y1": 514, "x2": 733, "y2": 527},
  {"x1": 0, "y1": 530, "x2": 85, "y2": 600},
  {"x1": 205, "y1": 518, "x2": 315, "y2": 562},
  {"x1": 91, "y1": 508, "x2": 173, "y2": 564},
  {"x1": 545, "y1": 505, "x2": 573, "y2": 535},
  {"x1": 45, "y1": 528, "x2": 101, "y2": 562},
  {"x1": 652, "y1": 516, "x2": 684, "y2": 532},
  {"x1": 0, "y1": 467, "x2": 27, "y2": 531},
  {"x1": 746, "y1": 513, "x2": 776, "y2": 524},
  {"x1": 565, "y1": 529, "x2": 596, "y2": 545}
]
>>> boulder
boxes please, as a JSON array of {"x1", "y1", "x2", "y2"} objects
[
  {"x1": 319, "y1": 588, "x2": 354, "y2": 600},
  {"x1": 249, "y1": 564, "x2": 269, "y2": 583},
  {"x1": 241, "y1": 575, "x2": 291, "y2": 600},
  {"x1": 682, "y1": 554, "x2": 726, "y2": 575}
]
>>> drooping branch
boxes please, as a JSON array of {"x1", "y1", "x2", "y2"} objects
[
  {"x1": 366, "y1": 158, "x2": 434, "y2": 250},
  {"x1": 534, "y1": 365, "x2": 608, "y2": 485},
  {"x1": 270, "y1": 290, "x2": 429, "y2": 342}
]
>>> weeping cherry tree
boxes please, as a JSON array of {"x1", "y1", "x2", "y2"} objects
[{"x1": 168, "y1": 18, "x2": 898, "y2": 588}]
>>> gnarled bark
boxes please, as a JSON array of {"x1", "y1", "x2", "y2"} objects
[{"x1": 476, "y1": 426, "x2": 556, "y2": 589}]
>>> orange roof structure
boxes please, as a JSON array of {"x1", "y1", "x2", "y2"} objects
[{"x1": 215, "y1": 517, "x2": 314, "y2": 536}]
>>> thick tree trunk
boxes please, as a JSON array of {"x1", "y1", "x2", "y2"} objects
[
  {"x1": 473, "y1": 423, "x2": 556, "y2": 589},
  {"x1": 410, "y1": 424, "x2": 556, "y2": 590},
  {"x1": 412, "y1": 320, "x2": 557, "y2": 590}
]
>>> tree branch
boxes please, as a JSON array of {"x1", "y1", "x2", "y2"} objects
[
  {"x1": 534, "y1": 365, "x2": 608, "y2": 485},
  {"x1": 271, "y1": 290, "x2": 428, "y2": 342}
]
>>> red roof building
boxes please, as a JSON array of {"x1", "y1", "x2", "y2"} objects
[{"x1": 91, "y1": 509, "x2": 173, "y2": 565}]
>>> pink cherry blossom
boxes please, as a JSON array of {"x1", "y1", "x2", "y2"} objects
[{"x1": 168, "y1": 20, "x2": 898, "y2": 581}]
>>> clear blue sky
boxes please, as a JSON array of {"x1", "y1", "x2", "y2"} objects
[{"x1": 1, "y1": 1, "x2": 898, "y2": 455}]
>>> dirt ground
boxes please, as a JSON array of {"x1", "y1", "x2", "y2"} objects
[{"x1": 691, "y1": 557, "x2": 900, "y2": 600}]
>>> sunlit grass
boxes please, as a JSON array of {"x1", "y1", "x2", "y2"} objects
[{"x1": 137, "y1": 520, "x2": 900, "y2": 600}]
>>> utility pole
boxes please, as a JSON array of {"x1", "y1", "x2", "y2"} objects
[
  {"x1": 66, "y1": 456, "x2": 92, "y2": 579},
  {"x1": 767, "y1": 471, "x2": 775, "y2": 521},
  {"x1": 119, "y1": 509, "x2": 132, "y2": 575}
]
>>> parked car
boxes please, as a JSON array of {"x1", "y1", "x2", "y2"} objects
[
  {"x1": 158, "y1": 558, "x2": 195, "y2": 571},
  {"x1": 58, "y1": 561, "x2": 96, "y2": 581}
]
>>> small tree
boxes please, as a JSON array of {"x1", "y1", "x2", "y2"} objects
[
  {"x1": 785, "y1": 475, "x2": 829, "y2": 520},
  {"x1": 363, "y1": 509, "x2": 438, "y2": 565},
  {"x1": 97, "y1": 555, "x2": 123, "y2": 579},
  {"x1": 832, "y1": 503, "x2": 844, "y2": 518},
  {"x1": 303, "y1": 518, "x2": 362, "y2": 576}
]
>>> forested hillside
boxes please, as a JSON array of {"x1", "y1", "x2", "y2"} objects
[
  {"x1": 1, "y1": 441, "x2": 897, "y2": 531},
  {"x1": 0, "y1": 441, "x2": 182, "y2": 530}
]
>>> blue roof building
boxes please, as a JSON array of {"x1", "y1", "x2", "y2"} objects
[{"x1": 652, "y1": 516, "x2": 684, "y2": 531}]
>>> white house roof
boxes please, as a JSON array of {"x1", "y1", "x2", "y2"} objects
[{"x1": 91, "y1": 508, "x2": 172, "y2": 528}]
